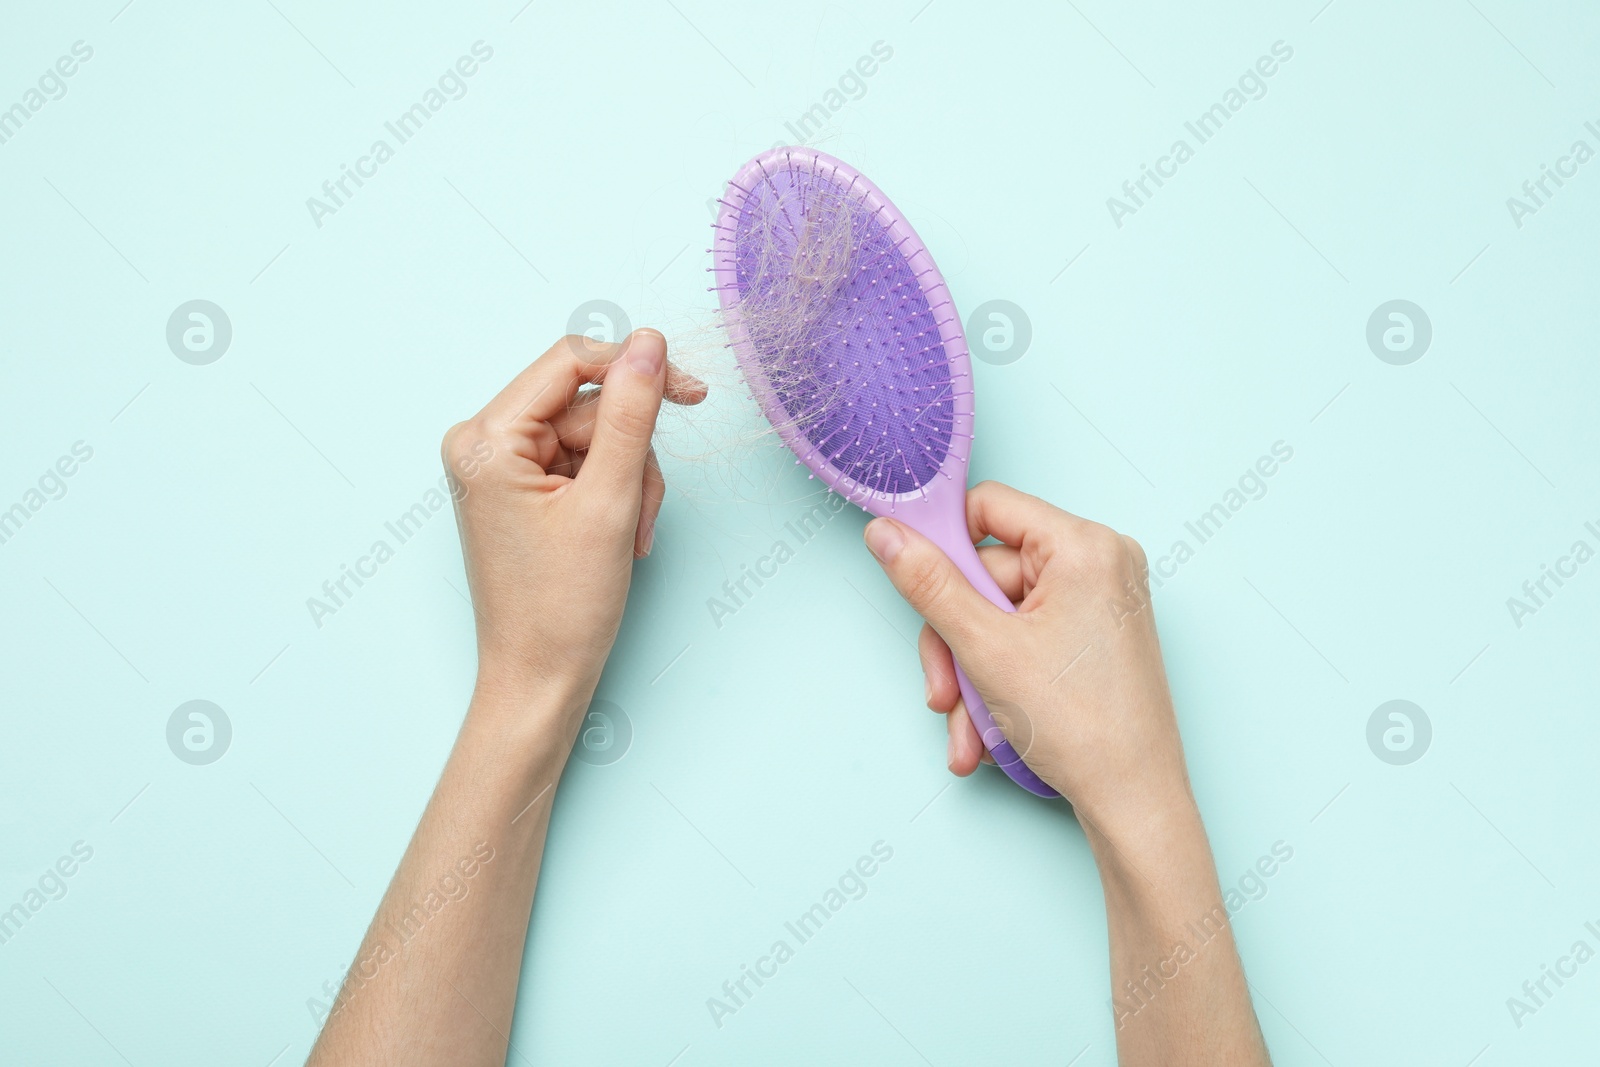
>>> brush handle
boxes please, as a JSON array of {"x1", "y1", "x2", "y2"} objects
[{"x1": 942, "y1": 534, "x2": 1059, "y2": 799}]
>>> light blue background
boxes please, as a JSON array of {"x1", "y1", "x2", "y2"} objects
[{"x1": 2, "y1": 1, "x2": 1596, "y2": 1064}]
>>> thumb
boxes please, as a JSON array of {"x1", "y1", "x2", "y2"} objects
[
  {"x1": 864, "y1": 517, "x2": 1006, "y2": 656},
  {"x1": 581, "y1": 329, "x2": 667, "y2": 499}
]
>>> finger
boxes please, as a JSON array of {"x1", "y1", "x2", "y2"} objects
[
  {"x1": 863, "y1": 517, "x2": 1008, "y2": 658},
  {"x1": 918, "y1": 624, "x2": 959, "y2": 713},
  {"x1": 665, "y1": 364, "x2": 709, "y2": 406},
  {"x1": 946, "y1": 698, "x2": 985, "y2": 776},
  {"x1": 965, "y1": 479, "x2": 1088, "y2": 548},
  {"x1": 635, "y1": 448, "x2": 665, "y2": 558},
  {"x1": 548, "y1": 391, "x2": 602, "y2": 452},
  {"x1": 580, "y1": 329, "x2": 668, "y2": 500},
  {"x1": 548, "y1": 364, "x2": 703, "y2": 454},
  {"x1": 546, "y1": 451, "x2": 584, "y2": 480},
  {"x1": 976, "y1": 544, "x2": 1024, "y2": 602},
  {"x1": 478, "y1": 335, "x2": 620, "y2": 428}
]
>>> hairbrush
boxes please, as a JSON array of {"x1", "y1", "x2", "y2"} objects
[{"x1": 711, "y1": 146, "x2": 1056, "y2": 798}]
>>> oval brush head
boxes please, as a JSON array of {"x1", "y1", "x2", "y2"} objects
[
  {"x1": 711, "y1": 147, "x2": 968, "y2": 509},
  {"x1": 711, "y1": 146, "x2": 1058, "y2": 799}
]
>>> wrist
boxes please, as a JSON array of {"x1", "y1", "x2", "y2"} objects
[
  {"x1": 474, "y1": 646, "x2": 593, "y2": 709},
  {"x1": 1080, "y1": 791, "x2": 1217, "y2": 909},
  {"x1": 467, "y1": 668, "x2": 593, "y2": 758},
  {"x1": 429, "y1": 685, "x2": 581, "y2": 844}
]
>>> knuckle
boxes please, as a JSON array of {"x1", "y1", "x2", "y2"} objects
[
  {"x1": 1120, "y1": 534, "x2": 1147, "y2": 569},
  {"x1": 605, "y1": 395, "x2": 656, "y2": 440},
  {"x1": 441, "y1": 419, "x2": 498, "y2": 479},
  {"x1": 557, "y1": 333, "x2": 596, "y2": 357},
  {"x1": 440, "y1": 421, "x2": 472, "y2": 467},
  {"x1": 560, "y1": 333, "x2": 612, "y2": 367},
  {"x1": 901, "y1": 553, "x2": 951, "y2": 609},
  {"x1": 1064, "y1": 525, "x2": 1126, "y2": 585}
]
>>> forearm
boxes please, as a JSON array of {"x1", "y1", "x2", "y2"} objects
[
  {"x1": 308, "y1": 684, "x2": 579, "y2": 1067},
  {"x1": 1087, "y1": 801, "x2": 1271, "y2": 1067}
]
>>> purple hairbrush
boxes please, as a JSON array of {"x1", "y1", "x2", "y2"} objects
[{"x1": 712, "y1": 146, "x2": 1057, "y2": 798}]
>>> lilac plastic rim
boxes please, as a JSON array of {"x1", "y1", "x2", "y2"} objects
[{"x1": 712, "y1": 146, "x2": 1058, "y2": 799}]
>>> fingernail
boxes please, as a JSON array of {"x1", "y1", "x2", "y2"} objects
[
  {"x1": 946, "y1": 732, "x2": 956, "y2": 771},
  {"x1": 626, "y1": 330, "x2": 665, "y2": 377},
  {"x1": 924, "y1": 675, "x2": 934, "y2": 707},
  {"x1": 639, "y1": 520, "x2": 655, "y2": 557},
  {"x1": 864, "y1": 519, "x2": 904, "y2": 564}
]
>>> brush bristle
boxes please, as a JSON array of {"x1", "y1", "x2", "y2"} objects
[{"x1": 719, "y1": 153, "x2": 958, "y2": 497}]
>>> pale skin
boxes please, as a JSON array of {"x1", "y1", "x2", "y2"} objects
[{"x1": 306, "y1": 330, "x2": 1271, "y2": 1067}]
